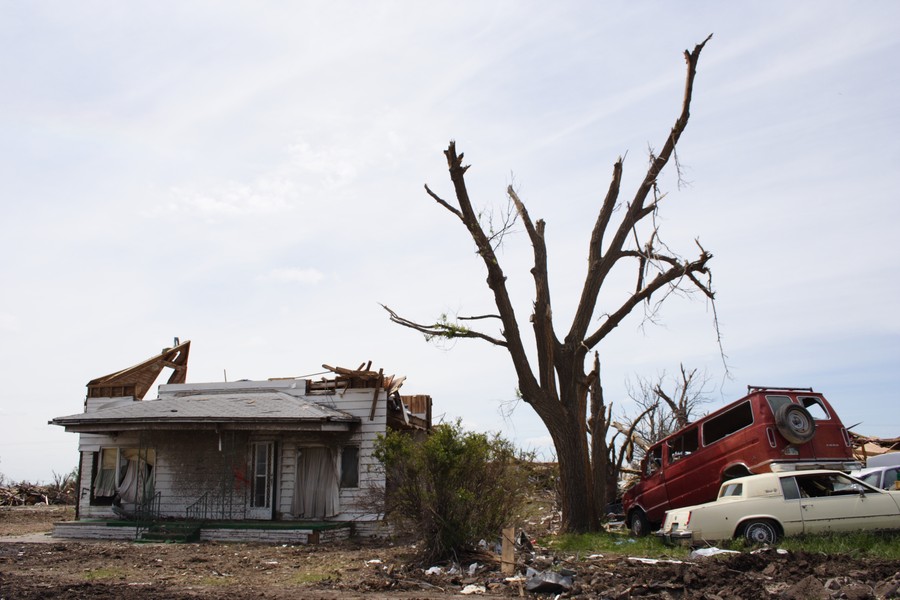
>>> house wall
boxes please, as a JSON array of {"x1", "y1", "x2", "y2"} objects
[{"x1": 276, "y1": 388, "x2": 387, "y2": 524}]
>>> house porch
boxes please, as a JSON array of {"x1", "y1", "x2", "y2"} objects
[{"x1": 52, "y1": 518, "x2": 354, "y2": 544}]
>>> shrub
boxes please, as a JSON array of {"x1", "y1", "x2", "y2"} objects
[{"x1": 374, "y1": 420, "x2": 530, "y2": 562}]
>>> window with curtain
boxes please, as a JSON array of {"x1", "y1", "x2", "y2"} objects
[{"x1": 292, "y1": 447, "x2": 339, "y2": 519}]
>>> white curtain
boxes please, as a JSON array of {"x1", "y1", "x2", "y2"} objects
[
  {"x1": 116, "y1": 459, "x2": 153, "y2": 505},
  {"x1": 93, "y1": 448, "x2": 118, "y2": 497},
  {"x1": 292, "y1": 447, "x2": 339, "y2": 518}
]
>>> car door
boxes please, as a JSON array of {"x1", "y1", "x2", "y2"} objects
[{"x1": 796, "y1": 473, "x2": 900, "y2": 533}]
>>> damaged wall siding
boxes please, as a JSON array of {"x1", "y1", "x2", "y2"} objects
[
  {"x1": 76, "y1": 432, "x2": 141, "y2": 520},
  {"x1": 277, "y1": 388, "x2": 387, "y2": 523}
]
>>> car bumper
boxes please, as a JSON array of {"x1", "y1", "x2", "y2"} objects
[{"x1": 655, "y1": 529, "x2": 694, "y2": 546}]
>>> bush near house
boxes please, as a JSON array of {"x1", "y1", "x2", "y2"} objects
[{"x1": 374, "y1": 420, "x2": 531, "y2": 562}]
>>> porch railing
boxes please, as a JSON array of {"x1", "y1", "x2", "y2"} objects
[
  {"x1": 186, "y1": 491, "x2": 211, "y2": 521},
  {"x1": 186, "y1": 491, "x2": 246, "y2": 521},
  {"x1": 134, "y1": 491, "x2": 161, "y2": 540}
]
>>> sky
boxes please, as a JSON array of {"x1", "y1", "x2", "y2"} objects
[{"x1": 1, "y1": 1, "x2": 898, "y2": 483}]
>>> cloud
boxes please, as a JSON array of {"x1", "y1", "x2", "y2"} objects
[
  {"x1": 0, "y1": 313, "x2": 19, "y2": 333},
  {"x1": 259, "y1": 267, "x2": 325, "y2": 285},
  {"x1": 149, "y1": 177, "x2": 294, "y2": 219}
]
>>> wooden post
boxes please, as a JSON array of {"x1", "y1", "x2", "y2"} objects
[
  {"x1": 369, "y1": 369, "x2": 384, "y2": 421},
  {"x1": 501, "y1": 526, "x2": 515, "y2": 575}
]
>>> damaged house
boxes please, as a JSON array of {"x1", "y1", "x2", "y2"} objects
[{"x1": 49, "y1": 340, "x2": 431, "y2": 543}]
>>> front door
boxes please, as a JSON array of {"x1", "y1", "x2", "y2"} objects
[{"x1": 248, "y1": 441, "x2": 274, "y2": 520}]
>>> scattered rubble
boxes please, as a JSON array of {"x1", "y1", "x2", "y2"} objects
[{"x1": 0, "y1": 481, "x2": 75, "y2": 506}]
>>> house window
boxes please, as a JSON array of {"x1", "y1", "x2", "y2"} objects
[
  {"x1": 340, "y1": 446, "x2": 359, "y2": 488},
  {"x1": 91, "y1": 447, "x2": 156, "y2": 507},
  {"x1": 250, "y1": 442, "x2": 274, "y2": 509},
  {"x1": 91, "y1": 448, "x2": 120, "y2": 505}
]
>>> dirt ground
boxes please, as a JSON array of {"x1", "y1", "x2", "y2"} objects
[{"x1": 4, "y1": 506, "x2": 900, "y2": 599}]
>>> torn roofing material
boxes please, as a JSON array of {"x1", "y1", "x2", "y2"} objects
[
  {"x1": 86, "y1": 339, "x2": 191, "y2": 402},
  {"x1": 51, "y1": 391, "x2": 360, "y2": 433}
]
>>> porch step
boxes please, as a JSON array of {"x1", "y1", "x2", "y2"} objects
[{"x1": 137, "y1": 523, "x2": 201, "y2": 543}]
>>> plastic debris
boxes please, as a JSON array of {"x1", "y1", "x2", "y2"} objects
[
  {"x1": 689, "y1": 547, "x2": 740, "y2": 559},
  {"x1": 425, "y1": 566, "x2": 443, "y2": 576},
  {"x1": 627, "y1": 557, "x2": 684, "y2": 565},
  {"x1": 461, "y1": 584, "x2": 486, "y2": 595},
  {"x1": 524, "y1": 569, "x2": 574, "y2": 594}
]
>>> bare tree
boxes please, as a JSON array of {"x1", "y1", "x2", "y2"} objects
[
  {"x1": 626, "y1": 364, "x2": 712, "y2": 456},
  {"x1": 383, "y1": 36, "x2": 715, "y2": 533}
]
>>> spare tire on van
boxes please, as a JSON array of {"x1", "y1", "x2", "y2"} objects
[{"x1": 775, "y1": 404, "x2": 816, "y2": 444}]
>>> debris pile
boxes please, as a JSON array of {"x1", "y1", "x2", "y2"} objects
[{"x1": 0, "y1": 481, "x2": 75, "y2": 506}]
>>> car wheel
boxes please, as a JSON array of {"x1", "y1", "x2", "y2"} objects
[
  {"x1": 741, "y1": 519, "x2": 779, "y2": 545},
  {"x1": 775, "y1": 404, "x2": 816, "y2": 445},
  {"x1": 629, "y1": 509, "x2": 650, "y2": 537}
]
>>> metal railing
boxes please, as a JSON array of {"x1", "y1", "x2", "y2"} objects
[
  {"x1": 186, "y1": 491, "x2": 211, "y2": 521},
  {"x1": 186, "y1": 491, "x2": 246, "y2": 521},
  {"x1": 134, "y1": 491, "x2": 161, "y2": 540}
]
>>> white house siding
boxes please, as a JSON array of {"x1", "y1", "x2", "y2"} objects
[
  {"x1": 275, "y1": 388, "x2": 387, "y2": 525},
  {"x1": 335, "y1": 389, "x2": 387, "y2": 524}
]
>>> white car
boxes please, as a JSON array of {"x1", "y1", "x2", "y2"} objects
[
  {"x1": 657, "y1": 470, "x2": 900, "y2": 545},
  {"x1": 851, "y1": 465, "x2": 900, "y2": 490}
]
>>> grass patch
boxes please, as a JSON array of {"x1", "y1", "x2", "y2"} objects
[
  {"x1": 546, "y1": 529, "x2": 900, "y2": 560},
  {"x1": 778, "y1": 530, "x2": 900, "y2": 559},
  {"x1": 83, "y1": 567, "x2": 124, "y2": 581},
  {"x1": 290, "y1": 571, "x2": 332, "y2": 584}
]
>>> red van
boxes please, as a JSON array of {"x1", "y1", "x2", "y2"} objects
[{"x1": 622, "y1": 386, "x2": 860, "y2": 536}]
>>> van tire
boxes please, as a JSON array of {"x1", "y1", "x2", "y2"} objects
[
  {"x1": 775, "y1": 404, "x2": 816, "y2": 445},
  {"x1": 629, "y1": 509, "x2": 650, "y2": 537}
]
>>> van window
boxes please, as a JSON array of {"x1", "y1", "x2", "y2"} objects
[
  {"x1": 765, "y1": 395, "x2": 792, "y2": 415},
  {"x1": 645, "y1": 446, "x2": 663, "y2": 476},
  {"x1": 702, "y1": 401, "x2": 753, "y2": 445},
  {"x1": 798, "y1": 396, "x2": 830, "y2": 420},
  {"x1": 667, "y1": 428, "x2": 699, "y2": 463}
]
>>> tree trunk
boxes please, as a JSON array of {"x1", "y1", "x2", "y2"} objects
[
  {"x1": 544, "y1": 392, "x2": 599, "y2": 533},
  {"x1": 548, "y1": 415, "x2": 597, "y2": 532}
]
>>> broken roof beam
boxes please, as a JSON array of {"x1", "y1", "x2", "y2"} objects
[{"x1": 86, "y1": 340, "x2": 191, "y2": 403}]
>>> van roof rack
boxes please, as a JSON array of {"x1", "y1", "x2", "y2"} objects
[{"x1": 748, "y1": 385, "x2": 815, "y2": 393}]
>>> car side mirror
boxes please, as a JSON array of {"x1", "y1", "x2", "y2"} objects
[{"x1": 849, "y1": 483, "x2": 866, "y2": 496}]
